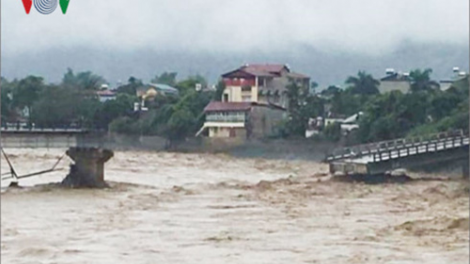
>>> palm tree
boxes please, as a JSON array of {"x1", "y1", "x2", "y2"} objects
[
  {"x1": 62, "y1": 68, "x2": 106, "y2": 90},
  {"x1": 12, "y1": 76, "x2": 45, "y2": 126},
  {"x1": 409, "y1": 68, "x2": 440, "y2": 93},
  {"x1": 346, "y1": 71, "x2": 380, "y2": 95}
]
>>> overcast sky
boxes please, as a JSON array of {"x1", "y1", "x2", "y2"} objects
[{"x1": 2, "y1": 0, "x2": 469, "y2": 56}]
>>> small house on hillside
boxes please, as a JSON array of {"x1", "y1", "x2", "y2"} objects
[
  {"x1": 378, "y1": 69, "x2": 411, "y2": 94},
  {"x1": 305, "y1": 112, "x2": 363, "y2": 138},
  {"x1": 439, "y1": 67, "x2": 468, "y2": 92},
  {"x1": 96, "y1": 90, "x2": 116, "y2": 102},
  {"x1": 136, "y1": 83, "x2": 179, "y2": 99}
]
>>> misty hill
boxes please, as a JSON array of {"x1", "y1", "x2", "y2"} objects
[{"x1": 1, "y1": 41, "x2": 468, "y2": 88}]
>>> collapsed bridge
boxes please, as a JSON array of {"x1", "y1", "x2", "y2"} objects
[
  {"x1": 1, "y1": 128, "x2": 113, "y2": 188},
  {"x1": 325, "y1": 130, "x2": 469, "y2": 177}
]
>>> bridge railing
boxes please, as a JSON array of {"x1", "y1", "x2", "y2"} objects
[
  {"x1": 372, "y1": 136, "x2": 469, "y2": 162},
  {"x1": 0, "y1": 130, "x2": 109, "y2": 149},
  {"x1": 1, "y1": 127, "x2": 89, "y2": 133},
  {"x1": 325, "y1": 129, "x2": 467, "y2": 162}
]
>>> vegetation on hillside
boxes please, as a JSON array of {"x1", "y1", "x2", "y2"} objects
[
  {"x1": 1, "y1": 67, "x2": 467, "y2": 147},
  {"x1": 1, "y1": 70, "x2": 216, "y2": 147},
  {"x1": 282, "y1": 70, "x2": 468, "y2": 143}
]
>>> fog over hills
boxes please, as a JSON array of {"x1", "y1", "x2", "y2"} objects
[
  {"x1": 2, "y1": 0, "x2": 467, "y2": 87},
  {"x1": 2, "y1": 41, "x2": 468, "y2": 88}
]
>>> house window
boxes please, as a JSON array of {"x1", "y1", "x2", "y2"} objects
[
  {"x1": 242, "y1": 86, "x2": 252, "y2": 92},
  {"x1": 223, "y1": 94, "x2": 229, "y2": 102}
]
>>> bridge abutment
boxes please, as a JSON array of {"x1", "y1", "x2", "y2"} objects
[{"x1": 62, "y1": 148, "x2": 114, "y2": 188}]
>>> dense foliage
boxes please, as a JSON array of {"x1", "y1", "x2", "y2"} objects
[
  {"x1": 281, "y1": 70, "x2": 468, "y2": 143},
  {"x1": 1, "y1": 67, "x2": 467, "y2": 146},
  {"x1": 329, "y1": 71, "x2": 468, "y2": 143},
  {"x1": 1, "y1": 70, "x2": 217, "y2": 147}
]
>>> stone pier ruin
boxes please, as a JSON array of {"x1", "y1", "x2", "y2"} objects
[{"x1": 62, "y1": 147, "x2": 114, "y2": 188}]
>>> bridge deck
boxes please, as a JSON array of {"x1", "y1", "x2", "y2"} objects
[
  {"x1": 1, "y1": 128, "x2": 89, "y2": 134},
  {"x1": 328, "y1": 131, "x2": 469, "y2": 175},
  {"x1": 1, "y1": 129, "x2": 107, "y2": 149},
  {"x1": 326, "y1": 130, "x2": 467, "y2": 162},
  {"x1": 346, "y1": 138, "x2": 469, "y2": 164}
]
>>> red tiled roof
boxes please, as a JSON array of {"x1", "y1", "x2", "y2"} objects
[
  {"x1": 241, "y1": 64, "x2": 287, "y2": 74},
  {"x1": 96, "y1": 90, "x2": 116, "y2": 96},
  {"x1": 204, "y1": 102, "x2": 253, "y2": 112},
  {"x1": 204, "y1": 101, "x2": 287, "y2": 112},
  {"x1": 243, "y1": 69, "x2": 276, "y2": 77},
  {"x1": 288, "y1": 72, "x2": 310, "y2": 79},
  {"x1": 222, "y1": 64, "x2": 289, "y2": 78}
]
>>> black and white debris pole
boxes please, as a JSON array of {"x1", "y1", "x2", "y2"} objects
[{"x1": 1, "y1": 148, "x2": 66, "y2": 187}]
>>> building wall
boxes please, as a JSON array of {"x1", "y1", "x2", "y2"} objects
[
  {"x1": 224, "y1": 85, "x2": 259, "y2": 102},
  {"x1": 249, "y1": 106, "x2": 286, "y2": 138},
  {"x1": 378, "y1": 81, "x2": 410, "y2": 94},
  {"x1": 258, "y1": 94, "x2": 282, "y2": 105},
  {"x1": 209, "y1": 127, "x2": 246, "y2": 138},
  {"x1": 206, "y1": 112, "x2": 246, "y2": 123},
  {"x1": 439, "y1": 82, "x2": 453, "y2": 91},
  {"x1": 325, "y1": 118, "x2": 344, "y2": 127},
  {"x1": 223, "y1": 71, "x2": 308, "y2": 105},
  {"x1": 99, "y1": 96, "x2": 116, "y2": 103}
]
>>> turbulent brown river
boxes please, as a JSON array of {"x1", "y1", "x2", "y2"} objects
[{"x1": 1, "y1": 149, "x2": 469, "y2": 263}]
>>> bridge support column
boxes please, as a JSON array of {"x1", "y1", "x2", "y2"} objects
[{"x1": 62, "y1": 147, "x2": 114, "y2": 188}]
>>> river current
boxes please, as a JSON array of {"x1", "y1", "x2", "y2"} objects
[{"x1": 1, "y1": 148, "x2": 468, "y2": 263}]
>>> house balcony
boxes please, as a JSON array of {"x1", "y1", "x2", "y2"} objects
[
  {"x1": 206, "y1": 115, "x2": 246, "y2": 123},
  {"x1": 195, "y1": 121, "x2": 245, "y2": 137}
]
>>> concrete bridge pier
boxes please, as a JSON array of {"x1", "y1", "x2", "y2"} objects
[{"x1": 62, "y1": 147, "x2": 114, "y2": 188}]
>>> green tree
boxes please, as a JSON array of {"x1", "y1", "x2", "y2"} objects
[
  {"x1": 76, "y1": 96, "x2": 101, "y2": 128},
  {"x1": 12, "y1": 76, "x2": 45, "y2": 125},
  {"x1": 407, "y1": 75, "x2": 469, "y2": 136},
  {"x1": 163, "y1": 107, "x2": 196, "y2": 145},
  {"x1": 214, "y1": 80, "x2": 226, "y2": 101},
  {"x1": 321, "y1": 85, "x2": 341, "y2": 97},
  {"x1": 310, "y1": 81, "x2": 319, "y2": 94},
  {"x1": 116, "y1": 77, "x2": 143, "y2": 95},
  {"x1": 151, "y1": 72, "x2": 177, "y2": 86},
  {"x1": 330, "y1": 90, "x2": 364, "y2": 117},
  {"x1": 345, "y1": 71, "x2": 380, "y2": 95},
  {"x1": 94, "y1": 94, "x2": 136, "y2": 129},
  {"x1": 109, "y1": 116, "x2": 139, "y2": 134},
  {"x1": 324, "y1": 122, "x2": 342, "y2": 142},
  {"x1": 135, "y1": 83, "x2": 213, "y2": 146},
  {"x1": 30, "y1": 85, "x2": 78, "y2": 127},
  {"x1": 409, "y1": 68, "x2": 439, "y2": 93},
  {"x1": 1, "y1": 77, "x2": 14, "y2": 122},
  {"x1": 357, "y1": 90, "x2": 432, "y2": 142},
  {"x1": 175, "y1": 75, "x2": 207, "y2": 95},
  {"x1": 62, "y1": 68, "x2": 106, "y2": 90},
  {"x1": 284, "y1": 81, "x2": 324, "y2": 136},
  {"x1": 427, "y1": 90, "x2": 461, "y2": 121}
]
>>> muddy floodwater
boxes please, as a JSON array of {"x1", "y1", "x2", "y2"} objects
[{"x1": 1, "y1": 149, "x2": 469, "y2": 263}]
